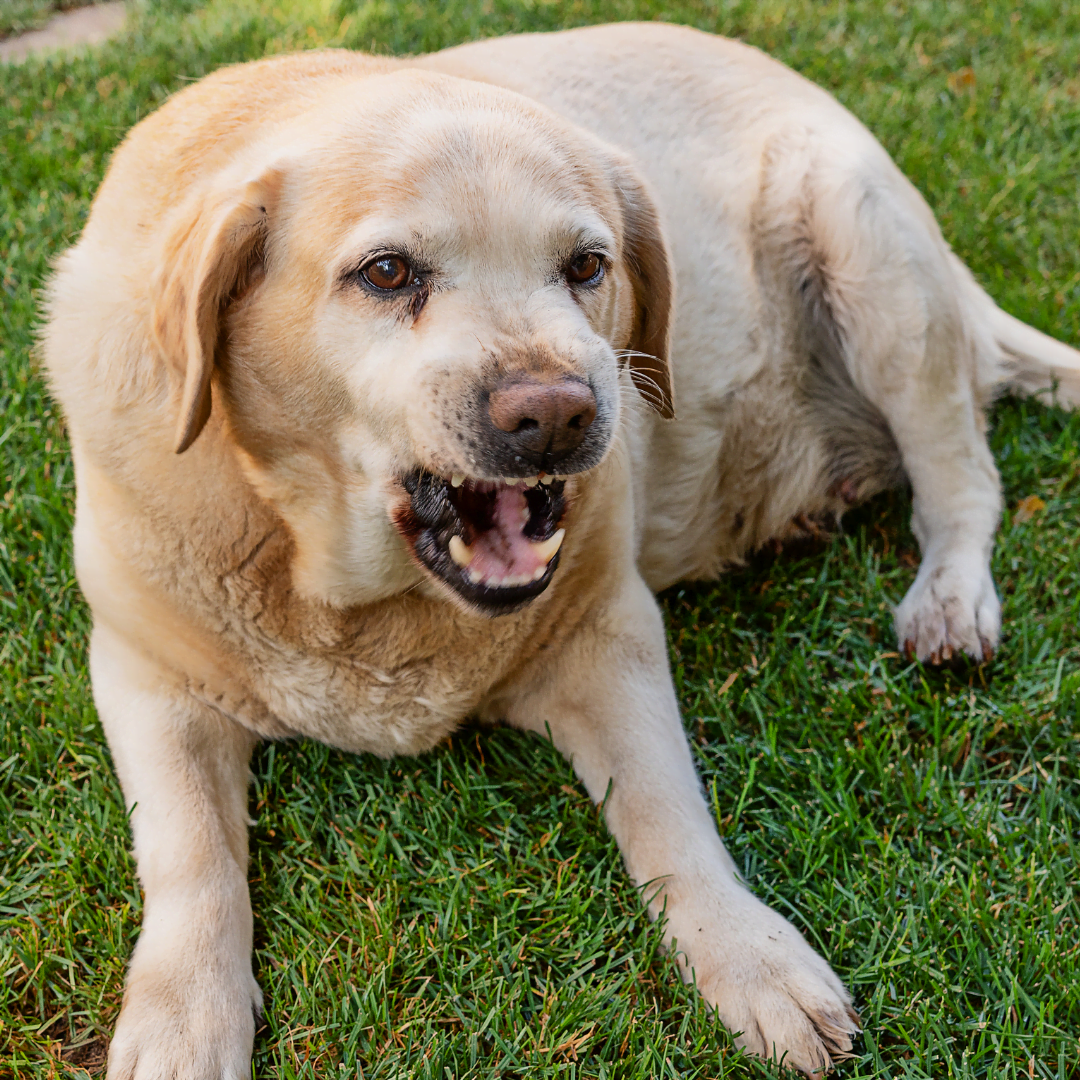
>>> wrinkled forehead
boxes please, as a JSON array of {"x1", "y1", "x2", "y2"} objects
[{"x1": 287, "y1": 78, "x2": 620, "y2": 263}]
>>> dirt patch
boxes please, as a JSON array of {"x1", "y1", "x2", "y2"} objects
[
  {"x1": 0, "y1": 1, "x2": 126, "y2": 63},
  {"x1": 61, "y1": 1032, "x2": 110, "y2": 1073}
]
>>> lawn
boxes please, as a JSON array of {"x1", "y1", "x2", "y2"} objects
[{"x1": 1, "y1": 1, "x2": 1078, "y2": 1077}]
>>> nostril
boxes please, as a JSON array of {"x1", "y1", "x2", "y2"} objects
[{"x1": 487, "y1": 377, "x2": 596, "y2": 459}]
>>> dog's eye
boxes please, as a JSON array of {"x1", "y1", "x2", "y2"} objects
[
  {"x1": 361, "y1": 255, "x2": 414, "y2": 292},
  {"x1": 565, "y1": 252, "x2": 604, "y2": 286}
]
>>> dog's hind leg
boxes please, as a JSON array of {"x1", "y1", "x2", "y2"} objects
[
  {"x1": 91, "y1": 624, "x2": 260, "y2": 1080},
  {"x1": 764, "y1": 134, "x2": 1004, "y2": 662}
]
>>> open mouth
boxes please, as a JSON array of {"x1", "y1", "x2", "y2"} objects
[{"x1": 398, "y1": 470, "x2": 569, "y2": 613}]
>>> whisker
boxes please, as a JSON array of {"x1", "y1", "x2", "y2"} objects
[
  {"x1": 613, "y1": 350, "x2": 671, "y2": 413},
  {"x1": 614, "y1": 348, "x2": 661, "y2": 364},
  {"x1": 627, "y1": 372, "x2": 671, "y2": 413},
  {"x1": 617, "y1": 381, "x2": 656, "y2": 423}
]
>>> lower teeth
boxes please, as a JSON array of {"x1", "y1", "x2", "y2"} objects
[
  {"x1": 529, "y1": 529, "x2": 564, "y2": 564},
  {"x1": 448, "y1": 535, "x2": 472, "y2": 568},
  {"x1": 451, "y1": 528, "x2": 565, "y2": 588}
]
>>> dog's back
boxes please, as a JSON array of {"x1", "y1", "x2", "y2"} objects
[{"x1": 427, "y1": 22, "x2": 1080, "y2": 594}]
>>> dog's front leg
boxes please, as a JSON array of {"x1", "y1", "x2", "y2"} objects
[
  {"x1": 91, "y1": 625, "x2": 261, "y2": 1080},
  {"x1": 500, "y1": 574, "x2": 858, "y2": 1076}
]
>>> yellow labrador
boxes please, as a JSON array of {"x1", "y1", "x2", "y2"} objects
[{"x1": 42, "y1": 22, "x2": 1080, "y2": 1078}]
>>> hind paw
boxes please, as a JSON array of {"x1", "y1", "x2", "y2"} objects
[{"x1": 894, "y1": 556, "x2": 999, "y2": 663}]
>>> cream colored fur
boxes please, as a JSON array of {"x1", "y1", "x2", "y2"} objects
[{"x1": 41, "y1": 22, "x2": 1080, "y2": 1080}]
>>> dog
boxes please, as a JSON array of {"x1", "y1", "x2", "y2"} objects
[{"x1": 42, "y1": 21, "x2": 1080, "y2": 1079}]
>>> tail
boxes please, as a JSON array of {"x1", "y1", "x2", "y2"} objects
[
  {"x1": 988, "y1": 304, "x2": 1080, "y2": 407},
  {"x1": 952, "y1": 253, "x2": 1080, "y2": 408}
]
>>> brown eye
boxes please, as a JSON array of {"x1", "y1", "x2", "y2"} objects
[
  {"x1": 565, "y1": 252, "x2": 603, "y2": 285},
  {"x1": 362, "y1": 254, "x2": 413, "y2": 291}
]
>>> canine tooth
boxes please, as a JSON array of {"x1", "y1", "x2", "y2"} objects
[
  {"x1": 555, "y1": 475, "x2": 569, "y2": 482},
  {"x1": 448, "y1": 535, "x2": 473, "y2": 568},
  {"x1": 451, "y1": 474, "x2": 465, "y2": 488},
  {"x1": 530, "y1": 529, "x2": 565, "y2": 564},
  {"x1": 524, "y1": 476, "x2": 539, "y2": 487},
  {"x1": 540, "y1": 474, "x2": 554, "y2": 485}
]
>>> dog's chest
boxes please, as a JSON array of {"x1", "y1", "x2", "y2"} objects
[{"x1": 212, "y1": 563, "x2": 532, "y2": 755}]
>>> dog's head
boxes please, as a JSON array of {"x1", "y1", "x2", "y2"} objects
[{"x1": 151, "y1": 70, "x2": 673, "y2": 614}]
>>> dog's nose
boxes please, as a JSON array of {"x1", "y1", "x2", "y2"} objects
[{"x1": 488, "y1": 378, "x2": 597, "y2": 462}]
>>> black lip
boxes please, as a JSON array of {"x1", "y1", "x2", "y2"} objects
[{"x1": 396, "y1": 471, "x2": 567, "y2": 616}]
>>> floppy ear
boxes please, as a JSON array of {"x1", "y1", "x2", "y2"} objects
[
  {"x1": 609, "y1": 158, "x2": 676, "y2": 419},
  {"x1": 152, "y1": 168, "x2": 282, "y2": 453}
]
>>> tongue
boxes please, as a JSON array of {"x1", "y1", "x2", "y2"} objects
[{"x1": 466, "y1": 486, "x2": 553, "y2": 587}]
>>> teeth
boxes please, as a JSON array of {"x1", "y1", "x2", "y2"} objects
[
  {"x1": 448, "y1": 535, "x2": 473, "y2": 568},
  {"x1": 523, "y1": 476, "x2": 539, "y2": 487},
  {"x1": 555, "y1": 475, "x2": 569, "y2": 482},
  {"x1": 502, "y1": 477, "x2": 518, "y2": 486},
  {"x1": 455, "y1": 557, "x2": 559, "y2": 588},
  {"x1": 530, "y1": 528, "x2": 565, "y2": 564},
  {"x1": 451, "y1": 474, "x2": 465, "y2": 488},
  {"x1": 540, "y1": 474, "x2": 554, "y2": 485}
]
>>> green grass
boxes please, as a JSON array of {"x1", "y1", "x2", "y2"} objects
[{"x1": 2, "y1": 1, "x2": 1079, "y2": 1077}]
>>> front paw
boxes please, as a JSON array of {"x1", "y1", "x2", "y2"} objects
[
  {"x1": 894, "y1": 556, "x2": 1000, "y2": 663},
  {"x1": 107, "y1": 940, "x2": 261, "y2": 1080},
  {"x1": 671, "y1": 892, "x2": 858, "y2": 1076}
]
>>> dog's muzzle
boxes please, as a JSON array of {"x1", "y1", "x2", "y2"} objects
[{"x1": 397, "y1": 469, "x2": 569, "y2": 614}]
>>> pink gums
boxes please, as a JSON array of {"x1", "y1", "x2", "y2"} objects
[{"x1": 465, "y1": 485, "x2": 549, "y2": 586}]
